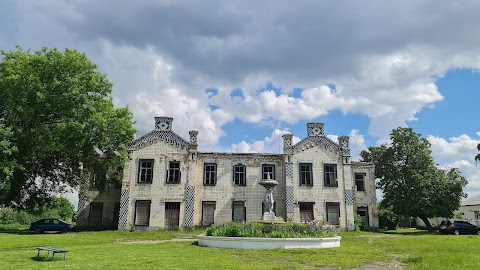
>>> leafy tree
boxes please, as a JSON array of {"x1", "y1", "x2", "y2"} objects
[
  {"x1": 361, "y1": 127, "x2": 467, "y2": 230},
  {"x1": 475, "y1": 143, "x2": 480, "y2": 163},
  {"x1": 0, "y1": 47, "x2": 135, "y2": 209},
  {"x1": 31, "y1": 196, "x2": 76, "y2": 222},
  {"x1": 377, "y1": 201, "x2": 403, "y2": 230},
  {"x1": 0, "y1": 124, "x2": 18, "y2": 203}
]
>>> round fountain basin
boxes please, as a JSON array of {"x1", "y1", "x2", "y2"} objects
[
  {"x1": 198, "y1": 235, "x2": 341, "y2": 249},
  {"x1": 258, "y1": 179, "x2": 278, "y2": 187}
]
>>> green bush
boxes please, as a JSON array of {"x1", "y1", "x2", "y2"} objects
[
  {"x1": 206, "y1": 222, "x2": 336, "y2": 238},
  {"x1": 0, "y1": 208, "x2": 38, "y2": 225}
]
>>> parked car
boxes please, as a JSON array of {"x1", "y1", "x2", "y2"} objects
[
  {"x1": 29, "y1": 218, "x2": 76, "y2": 234},
  {"x1": 439, "y1": 220, "x2": 480, "y2": 235}
]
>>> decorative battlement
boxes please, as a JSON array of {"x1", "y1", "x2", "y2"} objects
[
  {"x1": 338, "y1": 136, "x2": 350, "y2": 157},
  {"x1": 282, "y1": 133, "x2": 293, "y2": 148},
  {"x1": 155, "y1": 117, "x2": 173, "y2": 131},
  {"x1": 189, "y1": 130, "x2": 199, "y2": 144},
  {"x1": 307, "y1": 123, "x2": 324, "y2": 136}
]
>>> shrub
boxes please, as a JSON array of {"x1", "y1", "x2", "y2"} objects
[
  {"x1": 206, "y1": 222, "x2": 336, "y2": 238},
  {"x1": 0, "y1": 208, "x2": 38, "y2": 225}
]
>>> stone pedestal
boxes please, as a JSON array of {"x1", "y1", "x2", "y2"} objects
[{"x1": 262, "y1": 212, "x2": 276, "y2": 221}]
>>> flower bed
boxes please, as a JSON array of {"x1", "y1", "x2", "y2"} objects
[{"x1": 199, "y1": 222, "x2": 341, "y2": 249}]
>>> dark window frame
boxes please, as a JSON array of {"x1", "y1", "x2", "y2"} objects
[
  {"x1": 202, "y1": 201, "x2": 216, "y2": 226},
  {"x1": 232, "y1": 201, "x2": 246, "y2": 222},
  {"x1": 166, "y1": 160, "x2": 181, "y2": 184},
  {"x1": 88, "y1": 202, "x2": 103, "y2": 224},
  {"x1": 326, "y1": 202, "x2": 340, "y2": 225},
  {"x1": 204, "y1": 163, "x2": 217, "y2": 186},
  {"x1": 91, "y1": 173, "x2": 107, "y2": 189},
  {"x1": 134, "y1": 200, "x2": 151, "y2": 226},
  {"x1": 262, "y1": 164, "x2": 276, "y2": 180},
  {"x1": 299, "y1": 163, "x2": 313, "y2": 186},
  {"x1": 324, "y1": 164, "x2": 338, "y2": 187},
  {"x1": 355, "y1": 173, "x2": 366, "y2": 191},
  {"x1": 357, "y1": 206, "x2": 369, "y2": 225},
  {"x1": 138, "y1": 159, "x2": 154, "y2": 183},
  {"x1": 299, "y1": 202, "x2": 315, "y2": 222},
  {"x1": 233, "y1": 164, "x2": 246, "y2": 186}
]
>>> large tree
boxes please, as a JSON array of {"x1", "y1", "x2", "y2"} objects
[
  {"x1": 361, "y1": 127, "x2": 467, "y2": 230},
  {"x1": 0, "y1": 124, "x2": 17, "y2": 203},
  {"x1": 0, "y1": 47, "x2": 135, "y2": 209},
  {"x1": 475, "y1": 143, "x2": 480, "y2": 163}
]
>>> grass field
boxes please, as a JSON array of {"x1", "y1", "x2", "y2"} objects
[{"x1": 0, "y1": 226, "x2": 479, "y2": 269}]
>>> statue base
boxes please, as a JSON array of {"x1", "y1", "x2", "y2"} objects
[{"x1": 262, "y1": 212, "x2": 276, "y2": 221}]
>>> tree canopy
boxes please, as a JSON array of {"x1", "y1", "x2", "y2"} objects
[
  {"x1": 475, "y1": 143, "x2": 480, "y2": 163},
  {"x1": 360, "y1": 127, "x2": 467, "y2": 230},
  {"x1": 0, "y1": 47, "x2": 135, "y2": 209}
]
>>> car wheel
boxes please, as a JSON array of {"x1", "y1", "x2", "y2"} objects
[
  {"x1": 62, "y1": 228, "x2": 68, "y2": 233},
  {"x1": 454, "y1": 230, "x2": 460, "y2": 235},
  {"x1": 34, "y1": 228, "x2": 43, "y2": 234},
  {"x1": 477, "y1": 231, "x2": 480, "y2": 235}
]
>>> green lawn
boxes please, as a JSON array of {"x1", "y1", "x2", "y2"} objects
[{"x1": 0, "y1": 226, "x2": 479, "y2": 269}]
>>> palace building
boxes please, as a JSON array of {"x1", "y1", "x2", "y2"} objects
[{"x1": 76, "y1": 117, "x2": 378, "y2": 230}]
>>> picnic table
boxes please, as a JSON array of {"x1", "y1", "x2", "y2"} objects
[{"x1": 36, "y1": 246, "x2": 68, "y2": 260}]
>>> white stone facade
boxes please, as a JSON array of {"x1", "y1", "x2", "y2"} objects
[{"x1": 78, "y1": 117, "x2": 378, "y2": 230}]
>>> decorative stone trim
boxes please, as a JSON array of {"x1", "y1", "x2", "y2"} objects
[
  {"x1": 286, "y1": 186, "x2": 295, "y2": 213},
  {"x1": 197, "y1": 152, "x2": 283, "y2": 161},
  {"x1": 351, "y1": 162, "x2": 375, "y2": 169},
  {"x1": 292, "y1": 136, "x2": 340, "y2": 155},
  {"x1": 118, "y1": 189, "x2": 130, "y2": 228},
  {"x1": 128, "y1": 130, "x2": 189, "y2": 152},
  {"x1": 345, "y1": 190, "x2": 353, "y2": 205},
  {"x1": 198, "y1": 235, "x2": 341, "y2": 249},
  {"x1": 77, "y1": 194, "x2": 87, "y2": 222},
  {"x1": 184, "y1": 185, "x2": 195, "y2": 228},
  {"x1": 307, "y1": 123, "x2": 325, "y2": 136}
]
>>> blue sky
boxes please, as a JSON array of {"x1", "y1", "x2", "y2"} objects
[{"x1": 1, "y1": 1, "x2": 480, "y2": 206}]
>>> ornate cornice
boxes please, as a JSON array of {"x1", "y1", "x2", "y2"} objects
[
  {"x1": 197, "y1": 152, "x2": 283, "y2": 161},
  {"x1": 291, "y1": 135, "x2": 343, "y2": 155},
  {"x1": 128, "y1": 130, "x2": 190, "y2": 152},
  {"x1": 351, "y1": 162, "x2": 375, "y2": 170}
]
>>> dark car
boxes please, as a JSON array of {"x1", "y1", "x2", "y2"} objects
[
  {"x1": 439, "y1": 220, "x2": 480, "y2": 235},
  {"x1": 29, "y1": 218, "x2": 76, "y2": 234}
]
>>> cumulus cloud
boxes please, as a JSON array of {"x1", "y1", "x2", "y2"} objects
[
  {"x1": 428, "y1": 134, "x2": 480, "y2": 164},
  {"x1": 326, "y1": 129, "x2": 367, "y2": 161},
  {"x1": 428, "y1": 133, "x2": 480, "y2": 198},
  {"x1": 231, "y1": 129, "x2": 301, "y2": 153},
  {"x1": 4, "y1": 1, "x2": 480, "y2": 202},
  {"x1": 4, "y1": 0, "x2": 480, "y2": 141}
]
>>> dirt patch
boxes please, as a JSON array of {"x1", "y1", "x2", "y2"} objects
[
  {"x1": 350, "y1": 261, "x2": 405, "y2": 270},
  {"x1": 116, "y1": 238, "x2": 197, "y2": 244}
]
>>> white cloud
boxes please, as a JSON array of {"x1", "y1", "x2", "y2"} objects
[
  {"x1": 6, "y1": 0, "x2": 480, "y2": 141},
  {"x1": 4, "y1": 1, "x2": 480, "y2": 206},
  {"x1": 428, "y1": 134, "x2": 480, "y2": 164},
  {"x1": 429, "y1": 133, "x2": 480, "y2": 199},
  {"x1": 230, "y1": 129, "x2": 301, "y2": 153},
  {"x1": 327, "y1": 129, "x2": 366, "y2": 161}
]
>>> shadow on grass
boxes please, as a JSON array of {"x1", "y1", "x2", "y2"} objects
[
  {"x1": 31, "y1": 256, "x2": 66, "y2": 262},
  {"x1": 379, "y1": 229, "x2": 439, "y2": 236},
  {"x1": 0, "y1": 228, "x2": 77, "y2": 236},
  {"x1": 0, "y1": 228, "x2": 31, "y2": 235}
]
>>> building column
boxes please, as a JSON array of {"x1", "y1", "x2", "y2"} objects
[
  {"x1": 184, "y1": 131, "x2": 198, "y2": 228},
  {"x1": 339, "y1": 136, "x2": 355, "y2": 230},
  {"x1": 283, "y1": 134, "x2": 295, "y2": 222},
  {"x1": 118, "y1": 154, "x2": 133, "y2": 230}
]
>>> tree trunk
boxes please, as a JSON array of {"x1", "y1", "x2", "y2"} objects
[{"x1": 419, "y1": 215, "x2": 433, "y2": 231}]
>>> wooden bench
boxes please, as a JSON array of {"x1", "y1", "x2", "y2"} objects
[{"x1": 36, "y1": 246, "x2": 68, "y2": 260}]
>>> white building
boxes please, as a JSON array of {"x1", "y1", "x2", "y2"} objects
[{"x1": 77, "y1": 117, "x2": 378, "y2": 230}]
